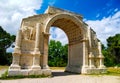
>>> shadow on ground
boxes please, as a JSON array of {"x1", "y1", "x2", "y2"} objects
[{"x1": 52, "y1": 70, "x2": 79, "y2": 77}]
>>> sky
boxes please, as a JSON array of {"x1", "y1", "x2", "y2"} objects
[{"x1": 0, "y1": 0, "x2": 120, "y2": 52}]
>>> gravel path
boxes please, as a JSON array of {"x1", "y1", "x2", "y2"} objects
[{"x1": 0, "y1": 70, "x2": 120, "y2": 83}]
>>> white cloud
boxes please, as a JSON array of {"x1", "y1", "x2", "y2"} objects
[
  {"x1": 114, "y1": 8, "x2": 118, "y2": 12},
  {"x1": 49, "y1": 27, "x2": 68, "y2": 45},
  {"x1": 96, "y1": 14, "x2": 100, "y2": 18},
  {"x1": 48, "y1": 0, "x2": 56, "y2": 6},
  {"x1": 0, "y1": 0, "x2": 43, "y2": 52},
  {"x1": 86, "y1": 11, "x2": 120, "y2": 46},
  {"x1": 0, "y1": 0, "x2": 43, "y2": 35}
]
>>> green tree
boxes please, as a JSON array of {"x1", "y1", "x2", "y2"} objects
[
  {"x1": 107, "y1": 34, "x2": 120, "y2": 65},
  {"x1": 48, "y1": 40, "x2": 68, "y2": 67},
  {"x1": 0, "y1": 26, "x2": 15, "y2": 65},
  {"x1": 102, "y1": 44, "x2": 115, "y2": 66}
]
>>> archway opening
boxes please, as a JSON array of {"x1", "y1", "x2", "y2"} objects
[
  {"x1": 48, "y1": 27, "x2": 68, "y2": 71},
  {"x1": 46, "y1": 17, "x2": 84, "y2": 73}
]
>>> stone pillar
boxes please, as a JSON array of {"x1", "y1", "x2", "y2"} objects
[
  {"x1": 9, "y1": 29, "x2": 22, "y2": 69},
  {"x1": 32, "y1": 54, "x2": 41, "y2": 70},
  {"x1": 65, "y1": 45, "x2": 70, "y2": 71},
  {"x1": 98, "y1": 42, "x2": 105, "y2": 68},
  {"x1": 14, "y1": 29, "x2": 22, "y2": 53},
  {"x1": 34, "y1": 23, "x2": 41, "y2": 52},
  {"x1": 81, "y1": 38, "x2": 89, "y2": 73},
  {"x1": 43, "y1": 32, "x2": 50, "y2": 69},
  {"x1": 31, "y1": 23, "x2": 41, "y2": 70},
  {"x1": 9, "y1": 53, "x2": 21, "y2": 69},
  {"x1": 89, "y1": 52, "x2": 95, "y2": 68},
  {"x1": 87, "y1": 27, "x2": 95, "y2": 68}
]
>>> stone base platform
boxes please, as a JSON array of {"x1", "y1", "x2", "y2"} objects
[
  {"x1": 82, "y1": 68, "x2": 107, "y2": 74},
  {"x1": 65, "y1": 66, "x2": 107, "y2": 74},
  {"x1": 8, "y1": 69, "x2": 51, "y2": 76}
]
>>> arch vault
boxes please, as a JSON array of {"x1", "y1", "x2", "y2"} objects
[{"x1": 8, "y1": 6, "x2": 106, "y2": 76}]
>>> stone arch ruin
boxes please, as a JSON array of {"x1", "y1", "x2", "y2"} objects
[{"x1": 8, "y1": 6, "x2": 106, "y2": 76}]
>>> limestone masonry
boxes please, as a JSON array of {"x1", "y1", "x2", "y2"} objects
[{"x1": 8, "y1": 6, "x2": 106, "y2": 76}]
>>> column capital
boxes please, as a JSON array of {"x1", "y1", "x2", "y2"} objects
[
  {"x1": 81, "y1": 37, "x2": 88, "y2": 42},
  {"x1": 14, "y1": 49, "x2": 21, "y2": 54},
  {"x1": 33, "y1": 51, "x2": 41, "y2": 55},
  {"x1": 43, "y1": 32, "x2": 50, "y2": 38},
  {"x1": 12, "y1": 52, "x2": 21, "y2": 56},
  {"x1": 34, "y1": 48, "x2": 41, "y2": 55},
  {"x1": 89, "y1": 52, "x2": 94, "y2": 58}
]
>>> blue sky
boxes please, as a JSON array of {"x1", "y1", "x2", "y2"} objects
[
  {"x1": 0, "y1": 0, "x2": 120, "y2": 52},
  {"x1": 37, "y1": 0, "x2": 120, "y2": 20}
]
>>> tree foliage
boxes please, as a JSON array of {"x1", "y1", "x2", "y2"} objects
[
  {"x1": 102, "y1": 44, "x2": 115, "y2": 66},
  {"x1": 107, "y1": 34, "x2": 120, "y2": 65},
  {"x1": 0, "y1": 26, "x2": 15, "y2": 65},
  {"x1": 48, "y1": 40, "x2": 68, "y2": 67},
  {"x1": 102, "y1": 34, "x2": 120, "y2": 67}
]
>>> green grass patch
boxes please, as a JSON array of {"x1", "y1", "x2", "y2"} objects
[
  {"x1": 50, "y1": 67, "x2": 65, "y2": 70},
  {"x1": 106, "y1": 67, "x2": 120, "y2": 76},
  {"x1": 0, "y1": 66, "x2": 9, "y2": 70},
  {"x1": 86, "y1": 67, "x2": 120, "y2": 76}
]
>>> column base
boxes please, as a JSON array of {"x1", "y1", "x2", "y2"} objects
[
  {"x1": 31, "y1": 65, "x2": 41, "y2": 70},
  {"x1": 43, "y1": 65, "x2": 49, "y2": 69},
  {"x1": 9, "y1": 64, "x2": 21, "y2": 70},
  {"x1": 81, "y1": 67, "x2": 107, "y2": 74},
  {"x1": 89, "y1": 65, "x2": 96, "y2": 69},
  {"x1": 81, "y1": 65, "x2": 89, "y2": 74},
  {"x1": 99, "y1": 65, "x2": 106, "y2": 69}
]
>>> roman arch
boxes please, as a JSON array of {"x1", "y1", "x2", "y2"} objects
[{"x1": 8, "y1": 6, "x2": 106, "y2": 76}]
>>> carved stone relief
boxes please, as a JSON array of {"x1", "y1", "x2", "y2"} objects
[{"x1": 22, "y1": 26, "x2": 36, "y2": 40}]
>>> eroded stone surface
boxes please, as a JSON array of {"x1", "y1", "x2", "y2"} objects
[{"x1": 8, "y1": 6, "x2": 106, "y2": 76}]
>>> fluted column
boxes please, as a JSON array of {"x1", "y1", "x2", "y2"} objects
[
  {"x1": 31, "y1": 23, "x2": 41, "y2": 70},
  {"x1": 81, "y1": 37, "x2": 89, "y2": 73},
  {"x1": 32, "y1": 54, "x2": 41, "y2": 69},
  {"x1": 87, "y1": 27, "x2": 95, "y2": 68},
  {"x1": 89, "y1": 52, "x2": 95, "y2": 68},
  {"x1": 34, "y1": 23, "x2": 41, "y2": 53},
  {"x1": 10, "y1": 53, "x2": 21, "y2": 69},
  {"x1": 43, "y1": 32, "x2": 50, "y2": 69},
  {"x1": 10, "y1": 29, "x2": 22, "y2": 69},
  {"x1": 82, "y1": 40, "x2": 89, "y2": 68},
  {"x1": 14, "y1": 29, "x2": 22, "y2": 53},
  {"x1": 98, "y1": 42, "x2": 105, "y2": 68}
]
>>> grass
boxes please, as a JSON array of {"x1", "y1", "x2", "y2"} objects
[
  {"x1": 84, "y1": 67, "x2": 120, "y2": 76},
  {"x1": 106, "y1": 67, "x2": 120, "y2": 76},
  {"x1": 0, "y1": 66, "x2": 9, "y2": 70},
  {"x1": 50, "y1": 67, "x2": 65, "y2": 70}
]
